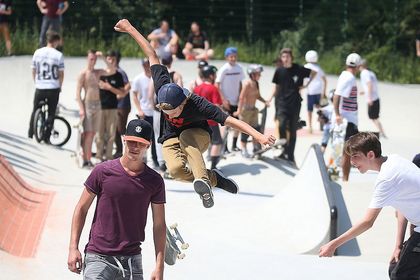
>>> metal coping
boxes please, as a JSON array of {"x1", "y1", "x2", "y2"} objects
[{"x1": 302, "y1": 144, "x2": 338, "y2": 242}]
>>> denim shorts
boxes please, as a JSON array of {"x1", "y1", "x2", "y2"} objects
[
  {"x1": 84, "y1": 252, "x2": 143, "y2": 280},
  {"x1": 307, "y1": 94, "x2": 321, "y2": 112}
]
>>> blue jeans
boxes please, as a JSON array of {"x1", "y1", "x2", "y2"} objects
[
  {"x1": 39, "y1": 16, "x2": 61, "y2": 47},
  {"x1": 84, "y1": 252, "x2": 143, "y2": 280}
]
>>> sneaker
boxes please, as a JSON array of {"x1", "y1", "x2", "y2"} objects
[
  {"x1": 213, "y1": 169, "x2": 239, "y2": 194},
  {"x1": 193, "y1": 179, "x2": 214, "y2": 208},
  {"x1": 241, "y1": 150, "x2": 251, "y2": 158},
  {"x1": 274, "y1": 152, "x2": 288, "y2": 161},
  {"x1": 231, "y1": 147, "x2": 240, "y2": 152}
]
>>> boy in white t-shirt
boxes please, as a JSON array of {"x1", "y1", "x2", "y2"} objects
[
  {"x1": 304, "y1": 50, "x2": 327, "y2": 133},
  {"x1": 319, "y1": 132, "x2": 420, "y2": 280},
  {"x1": 216, "y1": 47, "x2": 245, "y2": 152},
  {"x1": 131, "y1": 58, "x2": 159, "y2": 168},
  {"x1": 359, "y1": 59, "x2": 387, "y2": 138},
  {"x1": 28, "y1": 31, "x2": 64, "y2": 143},
  {"x1": 333, "y1": 52, "x2": 361, "y2": 181}
]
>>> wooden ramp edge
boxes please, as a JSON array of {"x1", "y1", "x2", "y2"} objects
[{"x1": 0, "y1": 155, "x2": 55, "y2": 258}]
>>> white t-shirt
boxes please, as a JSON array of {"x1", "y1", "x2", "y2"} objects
[
  {"x1": 31, "y1": 47, "x2": 64, "y2": 89},
  {"x1": 304, "y1": 63, "x2": 325, "y2": 95},
  {"x1": 215, "y1": 62, "x2": 245, "y2": 105},
  {"x1": 369, "y1": 154, "x2": 420, "y2": 233},
  {"x1": 360, "y1": 69, "x2": 379, "y2": 102},
  {"x1": 131, "y1": 73, "x2": 154, "y2": 117},
  {"x1": 335, "y1": 70, "x2": 358, "y2": 125}
]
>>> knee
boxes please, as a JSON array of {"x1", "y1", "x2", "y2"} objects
[{"x1": 166, "y1": 161, "x2": 187, "y2": 179}]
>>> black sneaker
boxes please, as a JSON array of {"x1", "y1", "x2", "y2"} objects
[
  {"x1": 193, "y1": 179, "x2": 214, "y2": 208},
  {"x1": 213, "y1": 169, "x2": 239, "y2": 194}
]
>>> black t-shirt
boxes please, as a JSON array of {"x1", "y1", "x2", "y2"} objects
[
  {"x1": 151, "y1": 64, "x2": 228, "y2": 143},
  {"x1": 187, "y1": 31, "x2": 208, "y2": 49},
  {"x1": 0, "y1": 0, "x2": 12, "y2": 23},
  {"x1": 272, "y1": 63, "x2": 311, "y2": 112},
  {"x1": 99, "y1": 71, "x2": 124, "y2": 109}
]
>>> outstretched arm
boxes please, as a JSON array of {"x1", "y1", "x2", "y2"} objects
[
  {"x1": 319, "y1": 208, "x2": 381, "y2": 257},
  {"x1": 114, "y1": 19, "x2": 160, "y2": 66},
  {"x1": 225, "y1": 116, "x2": 275, "y2": 147}
]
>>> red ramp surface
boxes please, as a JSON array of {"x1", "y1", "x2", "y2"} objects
[{"x1": 0, "y1": 155, "x2": 54, "y2": 257}]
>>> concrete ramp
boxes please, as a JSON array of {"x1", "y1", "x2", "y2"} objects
[
  {"x1": 0, "y1": 155, "x2": 54, "y2": 257},
  {"x1": 238, "y1": 144, "x2": 337, "y2": 254}
]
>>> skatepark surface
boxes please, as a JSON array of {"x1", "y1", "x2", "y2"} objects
[{"x1": 0, "y1": 56, "x2": 419, "y2": 279}]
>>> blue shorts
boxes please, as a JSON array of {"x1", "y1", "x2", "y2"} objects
[{"x1": 307, "y1": 94, "x2": 321, "y2": 112}]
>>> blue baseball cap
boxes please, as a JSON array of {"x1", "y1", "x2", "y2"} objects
[
  {"x1": 157, "y1": 83, "x2": 190, "y2": 108},
  {"x1": 224, "y1": 47, "x2": 237, "y2": 57}
]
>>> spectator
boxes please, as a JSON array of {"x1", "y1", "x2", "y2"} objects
[
  {"x1": 147, "y1": 20, "x2": 179, "y2": 58},
  {"x1": 333, "y1": 53, "x2": 361, "y2": 181},
  {"x1": 216, "y1": 47, "x2": 245, "y2": 153},
  {"x1": 188, "y1": 59, "x2": 208, "y2": 92},
  {"x1": 37, "y1": 0, "x2": 68, "y2": 47},
  {"x1": 0, "y1": 0, "x2": 12, "y2": 55},
  {"x1": 319, "y1": 132, "x2": 420, "y2": 280},
  {"x1": 131, "y1": 58, "x2": 159, "y2": 168},
  {"x1": 304, "y1": 50, "x2": 327, "y2": 133},
  {"x1": 416, "y1": 30, "x2": 420, "y2": 57},
  {"x1": 359, "y1": 59, "x2": 387, "y2": 138},
  {"x1": 67, "y1": 119, "x2": 166, "y2": 280},
  {"x1": 75, "y1": 50, "x2": 102, "y2": 168},
  {"x1": 28, "y1": 31, "x2": 64, "y2": 143},
  {"x1": 182, "y1": 22, "x2": 214, "y2": 61},
  {"x1": 269, "y1": 48, "x2": 316, "y2": 166},
  {"x1": 96, "y1": 50, "x2": 126, "y2": 161}
]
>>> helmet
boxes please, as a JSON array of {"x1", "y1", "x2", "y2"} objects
[
  {"x1": 346, "y1": 53, "x2": 361, "y2": 67},
  {"x1": 247, "y1": 64, "x2": 263, "y2": 75},
  {"x1": 305, "y1": 50, "x2": 318, "y2": 63},
  {"x1": 224, "y1": 47, "x2": 238, "y2": 57},
  {"x1": 198, "y1": 59, "x2": 208, "y2": 69},
  {"x1": 201, "y1": 65, "x2": 218, "y2": 78}
]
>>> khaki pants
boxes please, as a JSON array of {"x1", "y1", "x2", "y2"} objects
[
  {"x1": 96, "y1": 109, "x2": 118, "y2": 160},
  {"x1": 162, "y1": 128, "x2": 217, "y2": 187}
]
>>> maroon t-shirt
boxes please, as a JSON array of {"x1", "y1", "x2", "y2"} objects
[
  {"x1": 43, "y1": 0, "x2": 64, "y2": 19},
  {"x1": 84, "y1": 159, "x2": 165, "y2": 256}
]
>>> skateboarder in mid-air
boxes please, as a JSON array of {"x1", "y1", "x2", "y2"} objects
[{"x1": 114, "y1": 19, "x2": 276, "y2": 208}]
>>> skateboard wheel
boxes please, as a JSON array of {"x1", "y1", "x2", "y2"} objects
[
  {"x1": 181, "y1": 243, "x2": 189, "y2": 250},
  {"x1": 170, "y1": 223, "x2": 178, "y2": 229},
  {"x1": 177, "y1": 253, "x2": 186, "y2": 259}
]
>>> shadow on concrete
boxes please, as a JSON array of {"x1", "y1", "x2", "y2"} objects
[
  {"x1": 167, "y1": 188, "x2": 274, "y2": 198},
  {"x1": 0, "y1": 130, "x2": 43, "y2": 153},
  {"x1": 330, "y1": 181, "x2": 361, "y2": 256},
  {"x1": 218, "y1": 162, "x2": 268, "y2": 177},
  {"x1": 0, "y1": 147, "x2": 59, "y2": 172},
  {"x1": 258, "y1": 157, "x2": 298, "y2": 177}
]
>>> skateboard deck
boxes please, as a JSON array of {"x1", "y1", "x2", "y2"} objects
[
  {"x1": 253, "y1": 138, "x2": 286, "y2": 159},
  {"x1": 165, "y1": 223, "x2": 189, "y2": 265},
  {"x1": 72, "y1": 118, "x2": 84, "y2": 167},
  {"x1": 328, "y1": 120, "x2": 348, "y2": 180}
]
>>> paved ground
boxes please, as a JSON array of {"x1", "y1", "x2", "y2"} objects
[{"x1": 0, "y1": 55, "x2": 419, "y2": 279}]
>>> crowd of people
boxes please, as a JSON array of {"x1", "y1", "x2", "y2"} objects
[{"x1": 16, "y1": 14, "x2": 419, "y2": 280}]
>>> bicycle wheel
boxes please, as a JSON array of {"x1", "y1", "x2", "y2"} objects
[
  {"x1": 49, "y1": 116, "x2": 71, "y2": 147},
  {"x1": 33, "y1": 108, "x2": 45, "y2": 143}
]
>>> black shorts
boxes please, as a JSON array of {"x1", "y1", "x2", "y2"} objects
[
  {"x1": 344, "y1": 122, "x2": 359, "y2": 141},
  {"x1": 389, "y1": 232, "x2": 420, "y2": 280},
  {"x1": 210, "y1": 125, "x2": 223, "y2": 145},
  {"x1": 368, "y1": 99, "x2": 380, "y2": 119}
]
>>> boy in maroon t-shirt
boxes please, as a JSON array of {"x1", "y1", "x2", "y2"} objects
[
  {"x1": 36, "y1": 0, "x2": 68, "y2": 47},
  {"x1": 194, "y1": 65, "x2": 223, "y2": 169},
  {"x1": 68, "y1": 119, "x2": 166, "y2": 280}
]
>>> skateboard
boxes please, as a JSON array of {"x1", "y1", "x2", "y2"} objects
[
  {"x1": 328, "y1": 119, "x2": 348, "y2": 180},
  {"x1": 165, "y1": 223, "x2": 189, "y2": 265},
  {"x1": 72, "y1": 118, "x2": 84, "y2": 167},
  {"x1": 253, "y1": 138, "x2": 286, "y2": 159}
]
